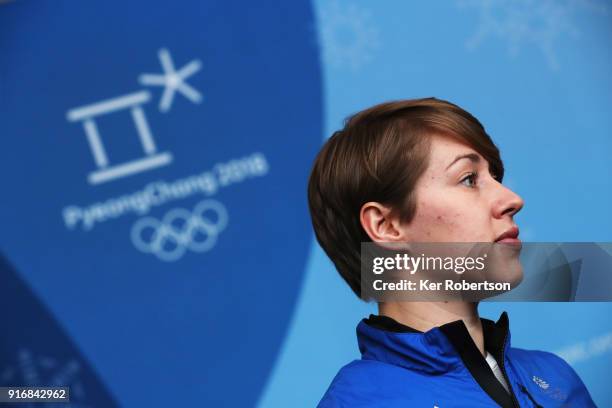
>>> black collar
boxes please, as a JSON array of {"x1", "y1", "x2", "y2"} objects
[
  {"x1": 364, "y1": 314, "x2": 422, "y2": 333},
  {"x1": 365, "y1": 312, "x2": 518, "y2": 408}
]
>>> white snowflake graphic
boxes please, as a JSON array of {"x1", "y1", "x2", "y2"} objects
[
  {"x1": 458, "y1": 0, "x2": 608, "y2": 69},
  {"x1": 317, "y1": 0, "x2": 379, "y2": 71},
  {"x1": 556, "y1": 331, "x2": 612, "y2": 364},
  {"x1": 139, "y1": 48, "x2": 203, "y2": 112},
  {"x1": 1, "y1": 349, "x2": 90, "y2": 408}
]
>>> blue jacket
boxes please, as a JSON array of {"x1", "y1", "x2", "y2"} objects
[{"x1": 318, "y1": 312, "x2": 595, "y2": 407}]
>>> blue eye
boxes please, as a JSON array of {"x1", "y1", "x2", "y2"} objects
[{"x1": 460, "y1": 172, "x2": 477, "y2": 188}]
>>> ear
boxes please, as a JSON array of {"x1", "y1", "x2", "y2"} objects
[{"x1": 360, "y1": 202, "x2": 406, "y2": 243}]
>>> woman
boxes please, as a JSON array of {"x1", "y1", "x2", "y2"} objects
[{"x1": 307, "y1": 98, "x2": 595, "y2": 407}]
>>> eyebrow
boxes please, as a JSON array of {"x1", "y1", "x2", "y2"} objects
[{"x1": 445, "y1": 153, "x2": 480, "y2": 170}]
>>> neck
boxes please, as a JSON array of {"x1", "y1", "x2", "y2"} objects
[{"x1": 378, "y1": 301, "x2": 485, "y2": 356}]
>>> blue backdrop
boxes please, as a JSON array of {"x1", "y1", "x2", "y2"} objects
[{"x1": 0, "y1": 1, "x2": 611, "y2": 407}]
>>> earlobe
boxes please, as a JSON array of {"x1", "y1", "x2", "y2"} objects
[{"x1": 360, "y1": 202, "x2": 405, "y2": 243}]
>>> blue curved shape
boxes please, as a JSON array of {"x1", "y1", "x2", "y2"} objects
[{"x1": 0, "y1": 1, "x2": 322, "y2": 406}]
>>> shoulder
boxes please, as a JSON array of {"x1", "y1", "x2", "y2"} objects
[
  {"x1": 508, "y1": 347, "x2": 594, "y2": 403},
  {"x1": 509, "y1": 347, "x2": 579, "y2": 377},
  {"x1": 317, "y1": 360, "x2": 375, "y2": 408},
  {"x1": 320, "y1": 359, "x2": 402, "y2": 394},
  {"x1": 317, "y1": 360, "x2": 423, "y2": 408}
]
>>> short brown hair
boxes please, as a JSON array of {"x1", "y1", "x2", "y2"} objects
[{"x1": 307, "y1": 97, "x2": 504, "y2": 297}]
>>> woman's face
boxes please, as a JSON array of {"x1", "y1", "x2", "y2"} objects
[{"x1": 400, "y1": 134, "x2": 524, "y2": 243}]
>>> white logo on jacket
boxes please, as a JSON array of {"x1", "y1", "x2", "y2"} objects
[{"x1": 532, "y1": 375, "x2": 550, "y2": 389}]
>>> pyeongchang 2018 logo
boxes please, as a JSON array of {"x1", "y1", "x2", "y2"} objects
[
  {"x1": 66, "y1": 48, "x2": 201, "y2": 185},
  {"x1": 62, "y1": 48, "x2": 269, "y2": 262},
  {"x1": 131, "y1": 199, "x2": 227, "y2": 262}
]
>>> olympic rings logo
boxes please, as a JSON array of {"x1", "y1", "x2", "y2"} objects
[{"x1": 131, "y1": 199, "x2": 228, "y2": 262}]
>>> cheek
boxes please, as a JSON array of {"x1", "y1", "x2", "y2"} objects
[{"x1": 411, "y1": 192, "x2": 489, "y2": 241}]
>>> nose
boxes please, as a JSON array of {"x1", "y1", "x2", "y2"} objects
[{"x1": 492, "y1": 183, "x2": 524, "y2": 219}]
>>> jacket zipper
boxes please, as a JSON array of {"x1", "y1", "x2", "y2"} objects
[{"x1": 499, "y1": 330, "x2": 521, "y2": 408}]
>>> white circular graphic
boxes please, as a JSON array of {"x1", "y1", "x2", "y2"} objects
[{"x1": 131, "y1": 199, "x2": 228, "y2": 262}]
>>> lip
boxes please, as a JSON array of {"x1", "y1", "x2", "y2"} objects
[{"x1": 495, "y1": 226, "x2": 521, "y2": 244}]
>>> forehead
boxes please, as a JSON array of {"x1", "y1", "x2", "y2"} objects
[{"x1": 428, "y1": 133, "x2": 480, "y2": 164}]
